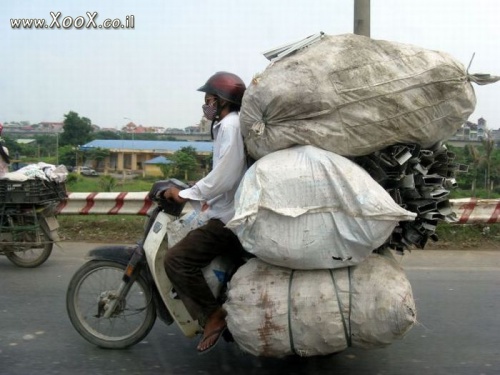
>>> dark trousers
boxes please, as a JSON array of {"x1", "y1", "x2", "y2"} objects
[{"x1": 164, "y1": 219, "x2": 245, "y2": 324}]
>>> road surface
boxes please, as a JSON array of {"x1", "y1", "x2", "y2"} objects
[{"x1": 0, "y1": 242, "x2": 499, "y2": 375}]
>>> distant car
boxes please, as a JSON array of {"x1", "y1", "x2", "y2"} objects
[{"x1": 79, "y1": 166, "x2": 98, "y2": 176}]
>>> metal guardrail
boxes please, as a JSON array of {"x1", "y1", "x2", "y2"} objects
[
  {"x1": 450, "y1": 198, "x2": 500, "y2": 224},
  {"x1": 54, "y1": 192, "x2": 500, "y2": 224},
  {"x1": 56, "y1": 192, "x2": 155, "y2": 216}
]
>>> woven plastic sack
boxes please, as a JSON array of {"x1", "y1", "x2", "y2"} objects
[
  {"x1": 241, "y1": 33, "x2": 477, "y2": 160},
  {"x1": 166, "y1": 209, "x2": 231, "y2": 298},
  {"x1": 224, "y1": 249, "x2": 416, "y2": 358},
  {"x1": 226, "y1": 145, "x2": 416, "y2": 269},
  {"x1": 166, "y1": 209, "x2": 209, "y2": 247}
]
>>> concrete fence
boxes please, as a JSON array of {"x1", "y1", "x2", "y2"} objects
[{"x1": 54, "y1": 192, "x2": 500, "y2": 224}]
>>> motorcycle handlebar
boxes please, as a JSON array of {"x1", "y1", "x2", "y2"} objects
[{"x1": 148, "y1": 178, "x2": 189, "y2": 217}]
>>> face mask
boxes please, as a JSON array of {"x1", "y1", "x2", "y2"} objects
[{"x1": 202, "y1": 103, "x2": 217, "y2": 121}]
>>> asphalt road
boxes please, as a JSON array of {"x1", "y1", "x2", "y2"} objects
[{"x1": 0, "y1": 242, "x2": 499, "y2": 375}]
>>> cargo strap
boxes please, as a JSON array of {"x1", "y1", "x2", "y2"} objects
[
  {"x1": 287, "y1": 270, "x2": 297, "y2": 355},
  {"x1": 329, "y1": 267, "x2": 353, "y2": 347}
]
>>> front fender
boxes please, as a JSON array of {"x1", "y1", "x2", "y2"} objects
[
  {"x1": 85, "y1": 244, "x2": 174, "y2": 326},
  {"x1": 86, "y1": 245, "x2": 137, "y2": 266}
]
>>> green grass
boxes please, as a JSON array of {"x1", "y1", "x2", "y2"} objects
[
  {"x1": 428, "y1": 222, "x2": 500, "y2": 249},
  {"x1": 66, "y1": 175, "x2": 155, "y2": 193},
  {"x1": 61, "y1": 175, "x2": 500, "y2": 248},
  {"x1": 59, "y1": 175, "x2": 155, "y2": 242},
  {"x1": 435, "y1": 222, "x2": 500, "y2": 240},
  {"x1": 58, "y1": 215, "x2": 146, "y2": 243}
]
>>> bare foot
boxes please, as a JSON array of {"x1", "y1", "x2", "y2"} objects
[{"x1": 197, "y1": 307, "x2": 227, "y2": 353}]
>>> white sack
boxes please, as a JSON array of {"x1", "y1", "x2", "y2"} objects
[
  {"x1": 1, "y1": 162, "x2": 68, "y2": 182},
  {"x1": 166, "y1": 208, "x2": 209, "y2": 247},
  {"x1": 224, "y1": 249, "x2": 416, "y2": 358},
  {"x1": 166, "y1": 209, "x2": 231, "y2": 298},
  {"x1": 241, "y1": 33, "x2": 477, "y2": 160},
  {"x1": 226, "y1": 146, "x2": 416, "y2": 269}
]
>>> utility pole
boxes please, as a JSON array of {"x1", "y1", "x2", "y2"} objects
[
  {"x1": 124, "y1": 117, "x2": 136, "y2": 140},
  {"x1": 354, "y1": 0, "x2": 371, "y2": 37}
]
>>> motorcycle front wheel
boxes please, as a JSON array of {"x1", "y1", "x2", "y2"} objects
[{"x1": 66, "y1": 260, "x2": 157, "y2": 349}]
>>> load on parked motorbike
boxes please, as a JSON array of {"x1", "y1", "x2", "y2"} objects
[{"x1": 0, "y1": 161, "x2": 67, "y2": 268}]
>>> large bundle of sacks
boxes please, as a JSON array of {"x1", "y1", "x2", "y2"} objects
[
  {"x1": 224, "y1": 249, "x2": 416, "y2": 357},
  {"x1": 224, "y1": 147, "x2": 417, "y2": 357},
  {"x1": 240, "y1": 33, "x2": 483, "y2": 160},
  {"x1": 227, "y1": 145, "x2": 416, "y2": 269},
  {"x1": 221, "y1": 33, "x2": 495, "y2": 357}
]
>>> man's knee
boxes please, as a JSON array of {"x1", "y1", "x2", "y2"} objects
[{"x1": 164, "y1": 246, "x2": 182, "y2": 278}]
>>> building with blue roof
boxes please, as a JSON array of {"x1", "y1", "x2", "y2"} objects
[
  {"x1": 143, "y1": 155, "x2": 174, "y2": 177},
  {"x1": 80, "y1": 139, "x2": 213, "y2": 174}
]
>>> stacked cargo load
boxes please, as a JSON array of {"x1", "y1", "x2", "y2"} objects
[
  {"x1": 240, "y1": 33, "x2": 496, "y2": 160},
  {"x1": 224, "y1": 249, "x2": 416, "y2": 357},
  {"x1": 221, "y1": 33, "x2": 498, "y2": 357},
  {"x1": 226, "y1": 145, "x2": 416, "y2": 269}
]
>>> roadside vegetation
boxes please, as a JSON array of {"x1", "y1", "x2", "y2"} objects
[
  {"x1": 57, "y1": 171, "x2": 500, "y2": 249},
  {"x1": 3, "y1": 110, "x2": 500, "y2": 248}
]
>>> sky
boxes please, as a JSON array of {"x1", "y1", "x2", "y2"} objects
[{"x1": 0, "y1": 0, "x2": 499, "y2": 130}]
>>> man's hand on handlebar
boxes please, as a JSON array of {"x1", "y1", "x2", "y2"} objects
[{"x1": 162, "y1": 187, "x2": 188, "y2": 204}]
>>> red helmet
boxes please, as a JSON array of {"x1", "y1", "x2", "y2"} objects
[{"x1": 198, "y1": 72, "x2": 246, "y2": 106}]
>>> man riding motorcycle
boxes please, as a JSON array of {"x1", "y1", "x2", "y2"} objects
[
  {"x1": 157, "y1": 72, "x2": 248, "y2": 353},
  {"x1": 0, "y1": 123, "x2": 10, "y2": 177}
]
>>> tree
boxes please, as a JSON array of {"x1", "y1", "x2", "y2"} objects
[
  {"x1": 169, "y1": 147, "x2": 199, "y2": 181},
  {"x1": 201, "y1": 153, "x2": 213, "y2": 173},
  {"x1": 462, "y1": 140, "x2": 500, "y2": 197},
  {"x1": 489, "y1": 151, "x2": 500, "y2": 192},
  {"x1": 0, "y1": 136, "x2": 21, "y2": 157},
  {"x1": 465, "y1": 144, "x2": 481, "y2": 197},
  {"x1": 92, "y1": 130, "x2": 120, "y2": 140},
  {"x1": 159, "y1": 161, "x2": 174, "y2": 178},
  {"x1": 31, "y1": 135, "x2": 58, "y2": 158},
  {"x1": 481, "y1": 132, "x2": 495, "y2": 197},
  {"x1": 60, "y1": 111, "x2": 93, "y2": 147},
  {"x1": 179, "y1": 146, "x2": 198, "y2": 158},
  {"x1": 58, "y1": 145, "x2": 78, "y2": 167},
  {"x1": 85, "y1": 147, "x2": 110, "y2": 169}
]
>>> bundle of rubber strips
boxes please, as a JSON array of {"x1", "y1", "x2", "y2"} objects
[{"x1": 352, "y1": 142, "x2": 468, "y2": 251}]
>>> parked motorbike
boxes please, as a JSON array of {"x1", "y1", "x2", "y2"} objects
[
  {"x1": 66, "y1": 179, "x2": 239, "y2": 349},
  {"x1": 0, "y1": 179, "x2": 65, "y2": 268}
]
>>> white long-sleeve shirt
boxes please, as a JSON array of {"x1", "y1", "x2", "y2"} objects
[{"x1": 179, "y1": 112, "x2": 247, "y2": 224}]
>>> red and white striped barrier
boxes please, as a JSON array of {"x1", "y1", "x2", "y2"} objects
[
  {"x1": 56, "y1": 192, "x2": 154, "y2": 216},
  {"x1": 55, "y1": 193, "x2": 500, "y2": 224},
  {"x1": 450, "y1": 198, "x2": 500, "y2": 224}
]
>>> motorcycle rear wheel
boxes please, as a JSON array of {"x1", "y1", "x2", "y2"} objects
[
  {"x1": 66, "y1": 260, "x2": 156, "y2": 349},
  {"x1": 5, "y1": 236, "x2": 53, "y2": 268}
]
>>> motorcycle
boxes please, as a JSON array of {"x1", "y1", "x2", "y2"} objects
[
  {"x1": 66, "y1": 179, "x2": 240, "y2": 349},
  {"x1": 0, "y1": 179, "x2": 65, "y2": 268}
]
